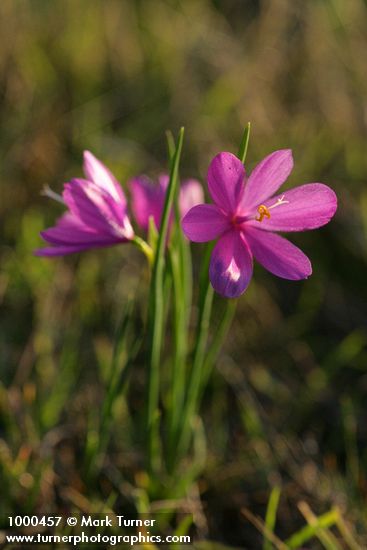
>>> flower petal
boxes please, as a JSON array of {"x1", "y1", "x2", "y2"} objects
[
  {"x1": 158, "y1": 173, "x2": 169, "y2": 191},
  {"x1": 40, "y1": 213, "x2": 122, "y2": 245},
  {"x1": 209, "y1": 230, "x2": 253, "y2": 297},
  {"x1": 181, "y1": 204, "x2": 230, "y2": 242},
  {"x1": 246, "y1": 183, "x2": 337, "y2": 232},
  {"x1": 83, "y1": 150, "x2": 126, "y2": 205},
  {"x1": 34, "y1": 242, "x2": 114, "y2": 257},
  {"x1": 242, "y1": 149, "x2": 293, "y2": 211},
  {"x1": 179, "y1": 179, "x2": 204, "y2": 217},
  {"x1": 63, "y1": 179, "x2": 133, "y2": 239},
  {"x1": 245, "y1": 226, "x2": 312, "y2": 280},
  {"x1": 129, "y1": 176, "x2": 165, "y2": 231},
  {"x1": 207, "y1": 152, "x2": 246, "y2": 213}
]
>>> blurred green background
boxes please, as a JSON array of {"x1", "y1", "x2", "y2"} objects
[{"x1": 1, "y1": 0, "x2": 367, "y2": 547}]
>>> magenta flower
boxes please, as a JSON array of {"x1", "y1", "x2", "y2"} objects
[
  {"x1": 35, "y1": 151, "x2": 134, "y2": 256},
  {"x1": 182, "y1": 150, "x2": 337, "y2": 298},
  {"x1": 129, "y1": 174, "x2": 203, "y2": 232}
]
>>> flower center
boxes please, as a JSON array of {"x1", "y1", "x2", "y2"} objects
[{"x1": 232, "y1": 195, "x2": 289, "y2": 226}]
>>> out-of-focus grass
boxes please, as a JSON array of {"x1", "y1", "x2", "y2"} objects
[{"x1": 1, "y1": 0, "x2": 367, "y2": 547}]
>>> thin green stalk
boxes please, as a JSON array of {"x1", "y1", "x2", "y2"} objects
[
  {"x1": 168, "y1": 246, "x2": 188, "y2": 445},
  {"x1": 285, "y1": 506, "x2": 340, "y2": 549},
  {"x1": 84, "y1": 301, "x2": 136, "y2": 475},
  {"x1": 175, "y1": 244, "x2": 214, "y2": 462},
  {"x1": 132, "y1": 235, "x2": 153, "y2": 264},
  {"x1": 100, "y1": 302, "x2": 133, "y2": 442},
  {"x1": 238, "y1": 122, "x2": 251, "y2": 164},
  {"x1": 166, "y1": 129, "x2": 176, "y2": 160},
  {"x1": 263, "y1": 486, "x2": 281, "y2": 550},
  {"x1": 199, "y1": 297, "x2": 237, "y2": 399},
  {"x1": 146, "y1": 128, "x2": 185, "y2": 472},
  {"x1": 165, "y1": 130, "x2": 192, "y2": 468}
]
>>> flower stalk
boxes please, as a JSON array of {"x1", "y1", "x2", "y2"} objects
[
  {"x1": 132, "y1": 235, "x2": 154, "y2": 264},
  {"x1": 145, "y1": 127, "x2": 185, "y2": 473}
]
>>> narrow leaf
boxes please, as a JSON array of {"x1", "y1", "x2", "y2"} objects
[{"x1": 238, "y1": 122, "x2": 251, "y2": 164}]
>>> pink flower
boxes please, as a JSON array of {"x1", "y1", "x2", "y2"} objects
[
  {"x1": 34, "y1": 151, "x2": 134, "y2": 256},
  {"x1": 129, "y1": 174, "x2": 203, "y2": 232},
  {"x1": 182, "y1": 150, "x2": 337, "y2": 298}
]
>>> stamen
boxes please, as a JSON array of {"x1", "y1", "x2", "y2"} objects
[
  {"x1": 255, "y1": 195, "x2": 289, "y2": 222},
  {"x1": 41, "y1": 185, "x2": 65, "y2": 205},
  {"x1": 256, "y1": 205, "x2": 271, "y2": 222}
]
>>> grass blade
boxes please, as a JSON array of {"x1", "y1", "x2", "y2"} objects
[
  {"x1": 263, "y1": 486, "x2": 281, "y2": 550},
  {"x1": 146, "y1": 127, "x2": 185, "y2": 472},
  {"x1": 199, "y1": 298, "x2": 236, "y2": 400},
  {"x1": 285, "y1": 504, "x2": 341, "y2": 549},
  {"x1": 241, "y1": 508, "x2": 288, "y2": 550},
  {"x1": 166, "y1": 130, "x2": 192, "y2": 467},
  {"x1": 238, "y1": 122, "x2": 251, "y2": 163},
  {"x1": 175, "y1": 244, "x2": 214, "y2": 463}
]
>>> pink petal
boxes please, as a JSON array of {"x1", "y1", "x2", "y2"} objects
[
  {"x1": 56, "y1": 211, "x2": 91, "y2": 231},
  {"x1": 158, "y1": 173, "x2": 169, "y2": 191},
  {"x1": 179, "y1": 179, "x2": 204, "y2": 217},
  {"x1": 129, "y1": 176, "x2": 165, "y2": 231},
  {"x1": 209, "y1": 230, "x2": 253, "y2": 298},
  {"x1": 34, "y1": 242, "x2": 115, "y2": 257},
  {"x1": 246, "y1": 183, "x2": 337, "y2": 232},
  {"x1": 242, "y1": 149, "x2": 293, "y2": 211},
  {"x1": 83, "y1": 150, "x2": 126, "y2": 206},
  {"x1": 182, "y1": 204, "x2": 230, "y2": 242},
  {"x1": 40, "y1": 213, "x2": 122, "y2": 245},
  {"x1": 207, "y1": 152, "x2": 246, "y2": 214},
  {"x1": 63, "y1": 179, "x2": 133, "y2": 240},
  {"x1": 244, "y1": 226, "x2": 312, "y2": 280}
]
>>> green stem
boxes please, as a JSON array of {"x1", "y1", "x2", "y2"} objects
[
  {"x1": 132, "y1": 235, "x2": 153, "y2": 264},
  {"x1": 167, "y1": 239, "x2": 192, "y2": 469},
  {"x1": 84, "y1": 301, "x2": 136, "y2": 475},
  {"x1": 199, "y1": 298, "x2": 237, "y2": 399},
  {"x1": 238, "y1": 122, "x2": 251, "y2": 164},
  {"x1": 165, "y1": 130, "x2": 192, "y2": 469},
  {"x1": 175, "y1": 245, "x2": 214, "y2": 462},
  {"x1": 168, "y1": 251, "x2": 186, "y2": 421},
  {"x1": 145, "y1": 128, "x2": 185, "y2": 472}
]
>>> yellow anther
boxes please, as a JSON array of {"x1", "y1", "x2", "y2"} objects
[{"x1": 256, "y1": 204, "x2": 271, "y2": 222}]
